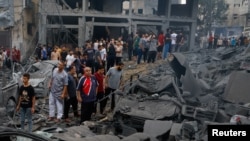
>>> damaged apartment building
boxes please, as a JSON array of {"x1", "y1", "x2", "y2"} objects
[
  {"x1": 39, "y1": 0, "x2": 198, "y2": 49},
  {"x1": 0, "y1": 0, "x2": 39, "y2": 61}
]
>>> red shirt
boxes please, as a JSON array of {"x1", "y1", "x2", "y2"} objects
[
  {"x1": 208, "y1": 36, "x2": 214, "y2": 42},
  {"x1": 94, "y1": 72, "x2": 105, "y2": 93},
  {"x1": 83, "y1": 77, "x2": 91, "y2": 96},
  {"x1": 158, "y1": 34, "x2": 165, "y2": 46}
]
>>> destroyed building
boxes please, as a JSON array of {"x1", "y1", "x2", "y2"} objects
[
  {"x1": 0, "y1": 0, "x2": 40, "y2": 61},
  {"x1": 39, "y1": 0, "x2": 198, "y2": 50}
]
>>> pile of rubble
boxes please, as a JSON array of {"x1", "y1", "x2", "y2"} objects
[{"x1": 2, "y1": 46, "x2": 250, "y2": 141}]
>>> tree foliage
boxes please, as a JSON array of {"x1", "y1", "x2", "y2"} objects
[{"x1": 197, "y1": 0, "x2": 228, "y2": 34}]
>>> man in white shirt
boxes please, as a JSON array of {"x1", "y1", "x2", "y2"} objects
[
  {"x1": 66, "y1": 50, "x2": 75, "y2": 71},
  {"x1": 171, "y1": 31, "x2": 177, "y2": 52},
  {"x1": 99, "y1": 44, "x2": 106, "y2": 68},
  {"x1": 93, "y1": 39, "x2": 99, "y2": 51},
  {"x1": 0, "y1": 51, "x2": 3, "y2": 69}
]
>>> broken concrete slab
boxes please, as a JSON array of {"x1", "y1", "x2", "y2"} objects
[
  {"x1": 214, "y1": 109, "x2": 231, "y2": 123},
  {"x1": 133, "y1": 74, "x2": 172, "y2": 94},
  {"x1": 168, "y1": 53, "x2": 202, "y2": 97},
  {"x1": 51, "y1": 126, "x2": 96, "y2": 140},
  {"x1": 143, "y1": 120, "x2": 173, "y2": 138},
  {"x1": 121, "y1": 133, "x2": 157, "y2": 141},
  {"x1": 223, "y1": 71, "x2": 250, "y2": 104},
  {"x1": 181, "y1": 105, "x2": 217, "y2": 122},
  {"x1": 168, "y1": 123, "x2": 182, "y2": 141},
  {"x1": 115, "y1": 95, "x2": 180, "y2": 120}
]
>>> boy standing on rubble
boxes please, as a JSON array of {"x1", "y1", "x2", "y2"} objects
[{"x1": 16, "y1": 73, "x2": 36, "y2": 132}]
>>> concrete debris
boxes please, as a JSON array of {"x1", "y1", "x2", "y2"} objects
[
  {"x1": 223, "y1": 71, "x2": 250, "y2": 103},
  {"x1": 3, "y1": 47, "x2": 250, "y2": 140},
  {"x1": 121, "y1": 133, "x2": 156, "y2": 141},
  {"x1": 143, "y1": 120, "x2": 173, "y2": 138}
]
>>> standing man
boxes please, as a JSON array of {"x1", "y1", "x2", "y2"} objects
[
  {"x1": 77, "y1": 67, "x2": 98, "y2": 124},
  {"x1": 0, "y1": 51, "x2": 3, "y2": 69},
  {"x1": 64, "y1": 66, "x2": 79, "y2": 122},
  {"x1": 48, "y1": 60, "x2": 68, "y2": 123},
  {"x1": 41, "y1": 45, "x2": 48, "y2": 61},
  {"x1": 12, "y1": 46, "x2": 18, "y2": 63},
  {"x1": 147, "y1": 34, "x2": 158, "y2": 63},
  {"x1": 103, "y1": 62, "x2": 124, "y2": 112},
  {"x1": 16, "y1": 73, "x2": 35, "y2": 132},
  {"x1": 65, "y1": 50, "x2": 75, "y2": 71},
  {"x1": 126, "y1": 33, "x2": 134, "y2": 61},
  {"x1": 60, "y1": 46, "x2": 68, "y2": 62},
  {"x1": 208, "y1": 34, "x2": 214, "y2": 49},
  {"x1": 137, "y1": 34, "x2": 144, "y2": 64},
  {"x1": 94, "y1": 66, "x2": 105, "y2": 115},
  {"x1": 176, "y1": 32, "x2": 184, "y2": 52},
  {"x1": 163, "y1": 28, "x2": 171, "y2": 59},
  {"x1": 171, "y1": 31, "x2": 177, "y2": 52},
  {"x1": 106, "y1": 39, "x2": 116, "y2": 71},
  {"x1": 133, "y1": 33, "x2": 140, "y2": 62},
  {"x1": 84, "y1": 43, "x2": 95, "y2": 73},
  {"x1": 115, "y1": 41, "x2": 123, "y2": 65},
  {"x1": 51, "y1": 48, "x2": 60, "y2": 60},
  {"x1": 157, "y1": 31, "x2": 165, "y2": 60}
]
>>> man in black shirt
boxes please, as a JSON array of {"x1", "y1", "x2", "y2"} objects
[
  {"x1": 106, "y1": 39, "x2": 116, "y2": 71},
  {"x1": 84, "y1": 43, "x2": 95, "y2": 73},
  {"x1": 60, "y1": 46, "x2": 68, "y2": 62},
  {"x1": 16, "y1": 73, "x2": 35, "y2": 132},
  {"x1": 63, "y1": 66, "x2": 79, "y2": 122}
]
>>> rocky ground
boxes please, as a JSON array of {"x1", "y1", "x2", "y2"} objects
[{"x1": 121, "y1": 59, "x2": 166, "y2": 88}]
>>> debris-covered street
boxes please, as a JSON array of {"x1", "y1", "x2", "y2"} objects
[
  {"x1": 1, "y1": 0, "x2": 250, "y2": 140},
  {"x1": 1, "y1": 46, "x2": 250, "y2": 141}
]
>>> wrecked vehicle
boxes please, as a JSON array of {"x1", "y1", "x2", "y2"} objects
[
  {"x1": 0, "y1": 126, "x2": 51, "y2": 141},
  {"x1": 1, "y1": 60, "x2": 58, "y2": 118}
]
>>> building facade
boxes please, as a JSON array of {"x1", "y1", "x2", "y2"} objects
[
  {"x1": 0, "y1": 0, "x2": 39, "y2": 61},
  {"x1": 39, "y1": 0, "x2": 198, "y2": 50},
  {"x1": 225, "y1": 0, "x2": 246, "y2": 27}
]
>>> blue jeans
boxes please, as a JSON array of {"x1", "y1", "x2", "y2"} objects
[
  {"x1": 20, "y1": 107, "x2": 32, "y2": 132},
  {"x1": 162, "y1": 43, "x2": 169, "y2": 59},
  {"x1": 137, "y1": 48, "x2": 143, "y2": 64}
]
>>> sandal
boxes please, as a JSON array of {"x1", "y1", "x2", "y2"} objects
[
  {"x1": 64, "y1": 118, "x2": 71, "y2": 123},
  {"x1": 54, "y1": 118, "x2": 61, "y2": 123},
  {"x1": 47, "y1": 117, "x2": 54, "y2": 121}
]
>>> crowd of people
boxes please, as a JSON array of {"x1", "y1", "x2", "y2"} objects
[
  {"x1": 1, "y1": 28, "x2": 186, "y2": 132},
  {"x1": 200, "y1": 33, "x2": 249, "y2": 49},
  {"x1": 0, "y1": 46, "x2": 21, "y2": 69}
]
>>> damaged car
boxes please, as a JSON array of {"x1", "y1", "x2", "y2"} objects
[
  {"x1": 1, "y1": 60, "x2": 58, "y2": 119},
  {"x1": 0, "y1": 126, "x2": 51, "y2": 141}
]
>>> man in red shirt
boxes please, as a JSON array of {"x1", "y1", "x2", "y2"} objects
[
  {"x1": 77, "y1": 67, "x2": 98, "y2": 124},
  {"x1": 12, "y1": 46, "x2": 18, "y2": 63},
  {"x1": 94, "y1": 66, "x2": 105, "y2": 114},
  {"x1": 157, "y1": 31, "x2": 165, "y2": 60},
  {"x1": 208, "y1": 34, "x2": 214, "y2": 49}
]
